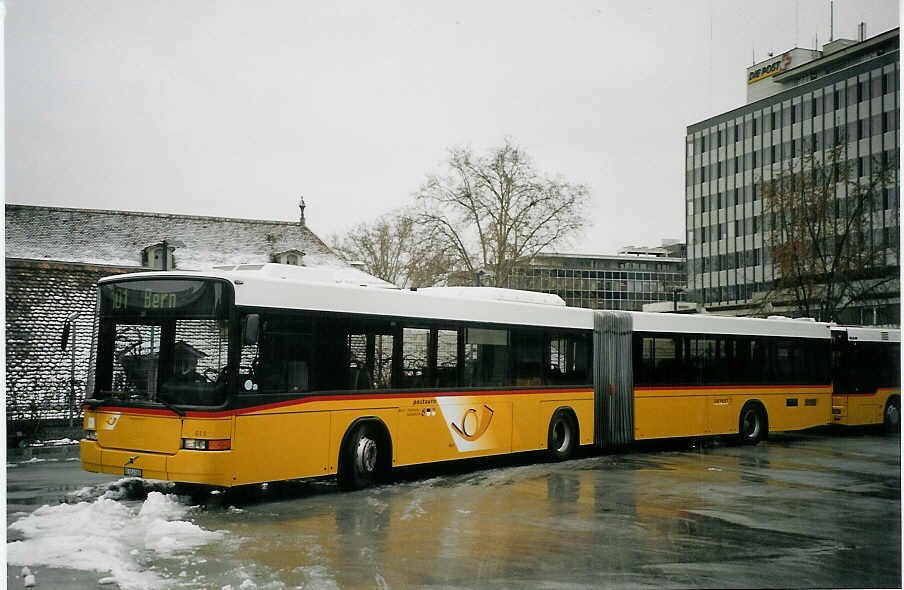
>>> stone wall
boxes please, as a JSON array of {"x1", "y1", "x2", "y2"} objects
[{"x1": 6, "y1": 259, "x2": 142, "y2": 423}]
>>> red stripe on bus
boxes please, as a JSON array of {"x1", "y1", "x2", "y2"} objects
[
  {"x1": 83, "y1": 387, "x2": 594, "y2": 419},
  {"x1": 634, "y1": 384, "x2": 831, "y2": 392}
]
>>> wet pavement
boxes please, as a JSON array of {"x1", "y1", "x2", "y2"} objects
[{"x1": 6, "y1": 429, "x2": 901, "y2": 589}]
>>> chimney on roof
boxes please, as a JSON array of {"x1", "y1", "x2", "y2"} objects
[{"x1": 298, "y1": 195, "x2": 306, "y2": 227}]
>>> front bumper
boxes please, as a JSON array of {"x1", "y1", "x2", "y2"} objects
[{"x1": 80, "y1": 440, "x2": 234, "y2": 487}]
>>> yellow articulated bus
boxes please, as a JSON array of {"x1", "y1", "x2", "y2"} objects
[
  {"x1": 81, "y1": 264, "x2": 835, "y2": 490},
  {"x1": 831, "y1": 326, "x2": 901, "y2": 429}
]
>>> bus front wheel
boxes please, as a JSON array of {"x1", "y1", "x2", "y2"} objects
[
  {"x1": 338, "y1": 423, "x2": 384, "y2": 491},
  {"x1": 548, "y1": 410, "x2": 577, "y2": 461},
  {"x1": 738, "y1": 403, "x2": 766, "y2": 445},
  {"x1": 884, "y1": 397, "x2": 900, "y2": 433}
]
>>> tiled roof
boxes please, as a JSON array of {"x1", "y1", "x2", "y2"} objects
[{"x1": 5, "y1": 204, "x2": 346, "y2": 269}]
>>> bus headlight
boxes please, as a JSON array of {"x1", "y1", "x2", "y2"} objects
[{"x1": 182, "y1": 438, "x2": 231, "y2": 451}]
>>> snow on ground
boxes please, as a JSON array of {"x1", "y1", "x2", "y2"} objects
[
  {"x1": 7, "y1": 490, "x2": 225, "y2": 590},
  {"x1": 28, "y1": 438, "x2": 79, "y2": 447}
]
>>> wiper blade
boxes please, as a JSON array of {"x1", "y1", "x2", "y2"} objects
[
  {"x1": 86, "y1": 395, "x2": 185, "y2": 417},
  {"x1": 86, "y1": 397, "x2": 122, "y2": 410},
  {"x1": 155, "y1": 396, "x2": 186, "y2": 417}
]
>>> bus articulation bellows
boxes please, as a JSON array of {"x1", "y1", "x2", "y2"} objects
[{"x1": 78, "y1": 264, "x2": 898, "y2": 490}]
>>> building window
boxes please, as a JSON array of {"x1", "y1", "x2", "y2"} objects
[
  {"x1": 770, "y1": 111, "x2": 776, "y2": 130},
  {"x1": 718, "y1": 129, "x2": 722, "y2": 147},
  {"x1": 752, "y1": 118, "x2": 758, "y2": 136},
  {"x1": 701, "y1": 135, "x2": 706, "y2": 152},
  {"x1": 833, "y1": 89, "x2": 840, "y2": 110},
  {"x1": 752, "y1": 151, "x2": 757, "y2": 167},
  {"x1": 771, "y1": 145, "x2": 776, "y2": 163}
]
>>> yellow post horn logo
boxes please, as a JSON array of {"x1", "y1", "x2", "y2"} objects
[{"x1": 450, "y1": 405, "x2": 494, "y2": 441}]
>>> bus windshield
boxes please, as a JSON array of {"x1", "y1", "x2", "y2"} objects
[{"x1": 94, "y1": 279, "x2": 232, "y2": 407}]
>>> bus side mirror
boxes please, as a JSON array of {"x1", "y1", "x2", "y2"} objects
[
  {"x1": 243, "y1": 314, "x2": 260, "y2": 345},
  {"x1": 60, "y1": 320, "x2": 71, "y2": 352}
]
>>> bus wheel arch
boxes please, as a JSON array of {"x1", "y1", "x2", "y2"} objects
[
  {"x1": 547, "y1": 407, "x2": 579, "y2": 461},
  {"x1": 884, "y1": 395, "x2": 900, "y2": 432},
  {"x1": 738, "y1": 401, "x2": 768, "y2": 445},
  {"x1": 337, "y1": 417, "x2": 392, "y2": 491}
]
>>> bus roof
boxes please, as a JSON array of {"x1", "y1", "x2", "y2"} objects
[{"x1": 99, "y1": 265, "x2": 831, "y2": 339}]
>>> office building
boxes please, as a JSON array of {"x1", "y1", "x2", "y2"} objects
[
  {"x1": 686, "y1": 27, "x2": 899, "y2": 325},
  {"x1": 505, "y1": 241, "x2": 687, "y2": 311}
]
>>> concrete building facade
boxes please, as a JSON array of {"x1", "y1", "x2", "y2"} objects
[{"x1": 686, "y1": 27, "x2": 899, "y2": 325}]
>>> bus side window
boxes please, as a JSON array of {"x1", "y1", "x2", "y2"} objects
[
  {"x1": 401, "y1": 328, "x2": 429, "y2": 389},
  {"x1": 637, "y1": 337, "x2": 655, "y2": 386},
  {"x1": 655, "y1": 337, "x2": 680, "y2": 385},
  {"x1": 249, "y1": 314, "x2": 313, "y2": 394},
  {"x1": 549, "y1": 333, "x2": 589, "y2": 385},
  {"x1": 464, "y1": 328, "x2": 510, "y2": 387},
  {"x1": 513, "y1": 329, "x2": 545, "y2": 386},
  {"x1": 435, "y1": 329, "x2": 459, "y2": 388},
  {"x1": 887, "y1": 343, "x2": 902, "y2": 388}
]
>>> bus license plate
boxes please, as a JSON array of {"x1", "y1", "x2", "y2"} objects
[{"x1": 124, "y1": 467, "x2": 142, "y2": 478}]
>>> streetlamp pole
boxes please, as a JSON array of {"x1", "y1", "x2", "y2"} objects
[{"x1": 64, "y1": 311, "x2": 81, "y2": 427}]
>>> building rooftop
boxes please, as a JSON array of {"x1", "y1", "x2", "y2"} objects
[
  {"x1": 5, "y1": 204, "x2": 347, "y2": 270},
  {"x1": 775, "y1": 27, "x2": 899, "y2": 84}
]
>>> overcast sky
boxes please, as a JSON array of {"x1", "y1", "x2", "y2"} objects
[{"x1": 5, "y1": 0, "x2": 899, "y2": 254}]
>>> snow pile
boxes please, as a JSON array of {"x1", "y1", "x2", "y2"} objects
[{"x1": 7, "y1": 491, "x2": 225, "y2": 589}]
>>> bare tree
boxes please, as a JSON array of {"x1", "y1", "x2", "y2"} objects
[
  {"x1": 761, "y1": 139, "x2": 898, "y2": 322},
  {"x1": 415, "y1": 139, "x2": 590, "y2": 287},
  {"x1": 330, "y1": 209, "x2": 454, "y2": 288}
]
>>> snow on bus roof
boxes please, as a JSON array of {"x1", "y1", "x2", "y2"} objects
[{"x1": 99, "y1": 265, "x2": 831, "y2": 339}]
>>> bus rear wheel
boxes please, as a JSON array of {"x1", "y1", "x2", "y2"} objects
[
  {"x1": 884, "y1": 397, "x2": 900, "y2": 433},
  {"x1": 738, "y1": 403, "x2": 766, "y2": 445},
  {"x1": 548, "y1": 410, "x2": 577, "y2": 461},
  {"x1": 338, "y1": 423, "x2": 383, "y2": 491}
]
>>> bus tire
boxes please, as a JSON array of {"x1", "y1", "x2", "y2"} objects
[
  {"x1": 337, "y1": 421, "x2": 387, "y2": 491},
  {"x1": 884, "y1": 396, "x2": 900, "y2": 433},
  {"x1": 738, "y1": 402, "x2": 766, "y2": 445},
  {"x1": 548, "y1": 409, "x2": 578, "y2": 461}
]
